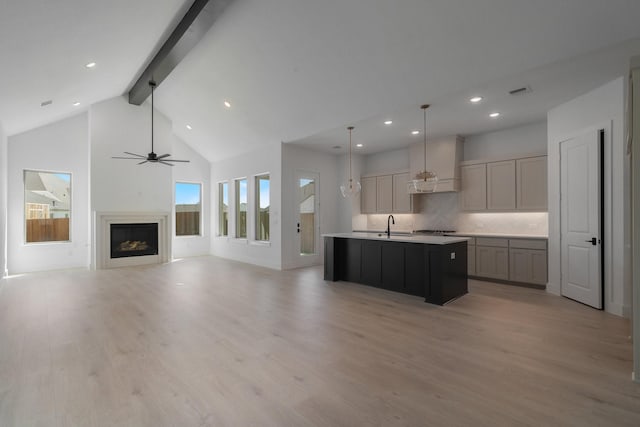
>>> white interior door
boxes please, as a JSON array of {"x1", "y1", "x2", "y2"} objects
[
  {"x1": 295, "y1": 171, "x2": 321, "y2": 266},
  {"x1": 560, "y1": 129, "x2": 602, "y2": 309}
]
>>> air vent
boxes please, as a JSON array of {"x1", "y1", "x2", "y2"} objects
[
  {"x1": 509, "y1": 86, "x2": 532, "y2": 96},
  {"x1": 40, "y1": 100, "x2": 53, "y2": 107}
]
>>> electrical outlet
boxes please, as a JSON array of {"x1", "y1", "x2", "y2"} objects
[{"x1": 450, "y1": 252, "x2": 456, "y2": 260}]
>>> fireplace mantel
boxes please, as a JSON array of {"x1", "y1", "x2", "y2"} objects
[{"x1": 95, "y1": 212, "x2": 170, "y2": 269}]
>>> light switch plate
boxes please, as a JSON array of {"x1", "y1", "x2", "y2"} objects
[{"x1": 450, "y1": 252, "x2": 456, "y2": 260}]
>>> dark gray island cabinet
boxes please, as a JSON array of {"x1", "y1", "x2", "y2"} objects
[{"x1": 323, "y1": 233, "x2": 469, "y2": 305}]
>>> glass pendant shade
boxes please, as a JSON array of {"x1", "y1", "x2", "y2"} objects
[
  {"x1": 411, "y1": 171, "x2": 438, "y2": 193},
  {"x1": 340, "y1": 179, "x2": 362, "y2": 197},
  {"x1": 410, "y1": 104, "x2": 438, "y2": 193},
  {"x1": 340, "y1": 126, "x2": 361, "y2": 198}
]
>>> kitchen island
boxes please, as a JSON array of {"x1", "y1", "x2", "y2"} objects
[{"x1": 323, "y1": 233, "x2": 469, "y2": 305}]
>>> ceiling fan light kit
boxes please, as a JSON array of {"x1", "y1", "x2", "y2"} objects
[
  {"x1": 112, "y1": 80, "x2": 190, "y2": 166},
  {"x1": 340, "y1": 126, "x2": 362, "y2": 198},
  {"x1": 410, "y1": 104, "x2": 438, "y2": 193}
]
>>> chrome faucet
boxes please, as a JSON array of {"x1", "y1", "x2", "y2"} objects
[{"x1": 386, "y1": 214, "x2": 395, "y2": 238}]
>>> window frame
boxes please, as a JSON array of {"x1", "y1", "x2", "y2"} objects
[
  {"x1": 254, "y1": 173, "x2": 270, "y2": 242},
  {"x1": 218, "y1": 181, "x2": 229, "y2": 237},
  {"x1": 174, "y1": 181, "x2": 203, "y2": 237},
  {"x1": 23, "y1": 169, "x2": 73, "y2": 245},
  {"x1": 235, "y1": 177, "x2": 248, "y2": 239}
]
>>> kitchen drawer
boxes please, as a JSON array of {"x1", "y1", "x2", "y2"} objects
[
  {"x1": 509, "y1": 239, "x2": 547, "y2": 250},
  {"x1": 476, "y1": 237, "x2": 508, "y2": 248}
]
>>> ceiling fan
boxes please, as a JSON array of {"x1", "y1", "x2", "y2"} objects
[{"x1": 112, "y1": 80, "x2": 189, "y2": 166}]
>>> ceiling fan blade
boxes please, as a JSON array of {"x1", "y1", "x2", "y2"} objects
[
  {"x1": 159, "y1": 161, "x2": 174, "y2": 166},
  {"x1": 162, "y1": 159, "x2": 190, "y2": 162},
  {"x1": 112, "y1": 156, "x2": 143, "y2": 160},
  {"x1": 156, "y1": 153, "x2": 171, "y2": 159},
  {"x1": 124, "y1": 152, "x2": 146, "y2": 158},
  {"x1": 137, "y1": 160, "x2": 149, "y2": 165}
]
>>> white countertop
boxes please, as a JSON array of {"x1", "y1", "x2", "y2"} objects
[
  {"x1": 322, "y1": 232, "x2": 470, "y2": 245},
  {"x1": 448, "y1": 232, "x2": 548, "y2": 240}
]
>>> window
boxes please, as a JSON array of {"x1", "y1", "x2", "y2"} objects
[
  {"x1": 218, "y1": 182, "x2": 229, "y2": 236},
  {"x1": 175, "y1": 182, "x2": 201, "y2": 236},
  {"x1": 235, "y1": 178, "x2": 247, "y2": 238},
  {"x1": 24, "y1": 170, "x2": 71, "y2": 243},
  {"x1": 255, "y1": 174, "x2": 270, "y2": 241}
]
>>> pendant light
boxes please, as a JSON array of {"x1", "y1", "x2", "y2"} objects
[
  {"x1": 411, "y1": 104, "x2": 438, "y2": 193},
  {"x1": 340, "y1": 126, "x2": 361, "y2": 197}
]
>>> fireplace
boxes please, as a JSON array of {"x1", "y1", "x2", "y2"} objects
[
  {"x1": 95, "y1": 212, "x2": 170, "y2": 269},
  {"x1": 110, "y1": 223, "x2": 159, "y2": 259}
]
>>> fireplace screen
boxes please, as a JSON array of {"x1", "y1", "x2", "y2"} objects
[{"x1": 110, "y1": 223, "x2": 159, "y2": 259}]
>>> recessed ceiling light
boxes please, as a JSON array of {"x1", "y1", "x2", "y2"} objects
[
  {"x1": 470, "y1": 96, "x2": 483, "y2": 103},
  {"x1": 72, "y1": 102, "x2": 81, "y2": 107},
  {"x1": 411, "y1": 130, "x2": 420, "y2": 135},
  {"x1": 384, "y1": 120, "x2": 393, "y2": 125},
  {"x1": 186, "y1": 124, "x2": 192, "y2": 130},
  {"x1": 489, "y1": 112, "x2": 501, "y2": 118},
  {"x1": 85, "y1": 62, "x2": 96, "y2": 68},
  {"x1": 356, "y1": 143, "x2": 364, "y2": 148},
  {"x1": 223, "y1": 100, "x2": 231, "y2": 108}
]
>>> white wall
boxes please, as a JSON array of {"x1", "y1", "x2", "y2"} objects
[
  {"x1": 363, "y1": 148, "x2": 409, "y2": 176},
  {"x1": 7, "y1": 113, "x2": 90, "y2": 274},
  {"x1": 464, "y1": 121, "x2": 547, "y2": 161},
  {"x1": 211, "y1": 143, "x2": 282, "y2": 269},
  {"x1": 171, "y1": 136, "x2": 211, "y2": 258},
  {"x1": 547, "y1": 77, "x2": 629, "y2": 317},
  {"x1": 281, "y1": 144, "x2": 339, "y2": 270},
  {"x1": 90, "y1": 96, "x2": 173, "y2": 214},
  {"x1": 0, "y1": 121, "x2": 7, "y2": 276}
]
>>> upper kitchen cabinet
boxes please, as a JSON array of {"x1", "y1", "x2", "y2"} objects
[
  {"x1": 376, "y1": 175, "x2": 393, "y2": 212},
  {"x1": 392, "y1": 173, "x2": 413, "y2": 213},
  {"x1": 408, "y1": 135, "x2": 464, "y2": 194},
  {"x1": 361, "y1": 176, "x2": 377, "y2": 214},
  {"x1": 460, "y1": 155, "x2": 547, "y2": 212},
  {"x1": 361, "y1": 172, "x2": 413, "y2": 214},
  {"x1": 516, "y1": 156, "x2": 547, "y2": 210},
  {"x1": 487, "y1": 160, "x2": 516, "y2": 210},
  {"x1": 460, "y1": 163, "x2": 487, "y2": 210}
]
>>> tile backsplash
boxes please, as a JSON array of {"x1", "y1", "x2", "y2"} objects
[{"x1": 364, "y1": 192, "x2": 548, "y2": 235}]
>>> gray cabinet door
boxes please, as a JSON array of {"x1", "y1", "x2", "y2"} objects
[
  {"x1": 361, "y1": 176, "x2": 377, "y2": 214},
  {"x1": 509, "y1": 248, "x2": 547, "y2": 285},
  {"x1": 376, "y1": 175, "x2": 393, "y2": 213},
  {"x1": 476, "y1": 246, "x2": 509, "y2": 280},
  {"x1": 517, "y1": 156, "x2": 547, "y2": 210},
  {"x1": 460, "y1": 164, "x2": 487, "y2": 210},
  {"x1": 392, "y1": 173, "x2": 412, "y2": 212},
  {"x1": 487, "y1": 160, "x2": 516, "y2": 210},
  {"x1": 468, "y1": 244, "x2": 476, "y2": 276}
]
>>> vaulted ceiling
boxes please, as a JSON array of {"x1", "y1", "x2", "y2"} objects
[{"x1": 2, "y1": 0, "x2": 640, "y2": 160}]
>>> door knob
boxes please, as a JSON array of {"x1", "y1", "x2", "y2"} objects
[{"x1": 585, "y1": 237, "x2": 597, "y2": 245}]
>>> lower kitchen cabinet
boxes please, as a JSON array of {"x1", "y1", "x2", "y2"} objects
[
  {"x1": 467, "y1": 240, "x2": 476, "y2": 276},
  {"x1": 466, "y1": 236, "x2": 547, "y2": 287},
  {"x1": 475, "y1": 245, "x2": 509, "y2": 280},
  {"x1": 508, "y1": 239, "x2": 547, "y2": 285}
]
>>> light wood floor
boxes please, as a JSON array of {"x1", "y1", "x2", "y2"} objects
[{"x1": 0, "y1": 256, "x2": 638, "y2": 427}]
